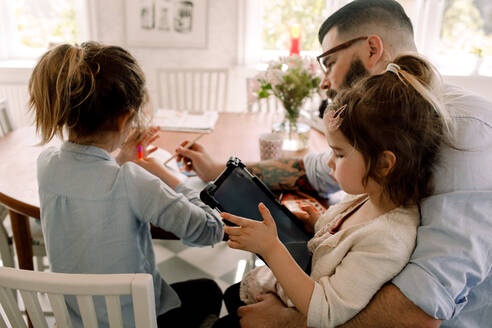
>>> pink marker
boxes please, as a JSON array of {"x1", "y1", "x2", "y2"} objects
[{"x1": 137, "y1": 145, "x2": 144, "y2": 160}]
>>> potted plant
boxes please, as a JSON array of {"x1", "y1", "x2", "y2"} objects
[{"x1": 248, "y1": 55, "x2": 321, "y2": 150}]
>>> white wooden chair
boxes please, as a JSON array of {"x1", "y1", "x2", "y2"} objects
[
  {"x1": 0, "y1": 99, "x2": 48, "y2": 271},
  {"x1": 0, "y1": 267, "x2": 157, "y2": 328},
  {"x1": 0, "y1": 98, "x2": 13, "y2": 137},
  {"x1": 0, "y1": 208, "x2": 13, "y2": 268},
  {"x1": 156, "y1": 68, "x2": 229, "y2": 113},
  {"x1": 0, "y1": 213, "x2": 48, "y2": 271}
]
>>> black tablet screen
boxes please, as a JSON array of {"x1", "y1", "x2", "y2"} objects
[{"x1": 213, "y1": 167, "x2": 311, "y2": 243}]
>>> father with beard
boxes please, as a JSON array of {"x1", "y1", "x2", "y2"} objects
[{"x1": 176, "y1": 1, "x2": 492, "y2": 327}]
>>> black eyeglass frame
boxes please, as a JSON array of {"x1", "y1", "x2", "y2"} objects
[{"x1": 316, "y1": 36, "x2": 368, "y2": 73}]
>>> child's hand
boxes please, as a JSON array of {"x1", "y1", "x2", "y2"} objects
[
  {"x1": 291, "y1": 204, "x2": 320, "y2": 233},
  {"x1": 223, "y1": 203, "x2": 282, "y2": 257},
  {"x1": 117, "y1": 126, "x2": 160, "y2": 164},
  {"x1": 133, "y1": 156, "x2": 162, "y2": 175},
  {"x1": 133, "y1": 157, "x2": 181, "y2": 189}
]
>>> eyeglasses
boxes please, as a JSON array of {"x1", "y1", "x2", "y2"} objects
[{"x1": 316, "y1": 36, "x2": 368, "y2": 73}]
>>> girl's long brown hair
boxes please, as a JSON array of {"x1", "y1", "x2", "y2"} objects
[
  {"x1": 328, "y1": 54, "x2": 453, "y2": 206},
  {"x1": 28, "y1": 42, "x2": 148, "y2": 144}
]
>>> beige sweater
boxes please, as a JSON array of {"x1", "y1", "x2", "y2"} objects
[{"x1": 240, "y1": 194, "x2": 419, "y2": 328}]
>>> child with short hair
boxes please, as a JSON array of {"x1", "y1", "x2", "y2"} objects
[
  {"x1": 214, "y1": 54, "x2": 453, "y2": 328},
  {"x1": 29, "y1": 42, "x2": 223, "y2": 328}
]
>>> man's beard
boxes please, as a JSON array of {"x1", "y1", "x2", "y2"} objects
[
  {"x1": 343, "y1": 58, "x2": 369, "y2": 88},
  {"x1": 326, "y1": 58, "x2": 369, "y2": 100}
]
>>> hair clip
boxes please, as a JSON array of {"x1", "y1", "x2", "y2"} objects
[
  {"x1": 386, "y1": 63, "x2": 401, "y2": 75},
  {"x1": 324, "y1": 104, "x2": 347, "y2": 131}
]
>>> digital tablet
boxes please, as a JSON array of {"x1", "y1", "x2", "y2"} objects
[{"x1": 200, "y1": 157, "x2": 312, "y2": 272}]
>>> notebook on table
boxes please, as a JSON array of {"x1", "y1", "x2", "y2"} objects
[{"x1": 154, "y1": 109, "x2": 218, "y2": 133}]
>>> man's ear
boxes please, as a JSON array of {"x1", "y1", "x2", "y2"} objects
[
  {"x1": 377, "y1": 150, "x2": 396, "y2": 177},
  {"x1": 364, "y1": 34, "x2": 384, "y2": 71},
  {"x1": 117, "y1": 111, "x2": 134, "y2": 132}
]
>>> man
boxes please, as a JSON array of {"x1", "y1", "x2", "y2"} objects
[{"x1": 176, "y1": 1, "x2": 492, "y2": 327}]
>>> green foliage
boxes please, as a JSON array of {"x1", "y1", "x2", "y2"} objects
[
  {"x1": 441, "y1": 0, "x2": 492, "y2": 55},
  {"x1": 262, "y1": 0, "x2": 326, "y2": 51},
  {"x1": 442, "y1": 0, "x2": 483, "y2": 40},
  {"x1": 15, "y1": 0, "x2": 79, "y2": 49},
  {"x1": 250, "y1": 55, "x2": 321, "y2": 124}
]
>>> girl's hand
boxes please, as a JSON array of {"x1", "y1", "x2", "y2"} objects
[
  {"x1": 133, "y1": 157, "x2": 162, "y2": 176},
  {"x1": 117, "y1": 126, "x2": 160, "y2": 164},
  {"x1": 223, "y1": 203, "x2": 282, "y2": 257},
  {"x1": 133, "y1": 157, "x2": 181, "y2": 189},
  {"x1": 291, "y1": 204, "x2": 320, "y2": 233}
]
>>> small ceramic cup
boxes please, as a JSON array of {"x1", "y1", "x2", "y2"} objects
[{"x1": 259, "y1": 132, "x2": 283, "y2": 160}]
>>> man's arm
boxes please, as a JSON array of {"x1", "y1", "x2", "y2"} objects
[
  {"x1": 175, "y1": 143, "x2": 317, "y2": 194},
  {"x1": 237, "y1": 293, "x2": 307, "y2": 328},
  {"x1": 248, "y1": 158, "x2": 317, "y2": 195},
  {"x1": 237, "y1": 284, "x2": 441, "y2": 328},
  {"x1": 339, "y1": 283, "x2": 441, "y2": 328}
]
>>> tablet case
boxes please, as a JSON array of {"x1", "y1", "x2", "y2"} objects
[{"x1": 200, "y1": 157, "x2": 312, "y2": 272}]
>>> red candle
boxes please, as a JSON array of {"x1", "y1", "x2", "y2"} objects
[{"x1": 289, "y1": 24, "x2": 301, "y2": 55}]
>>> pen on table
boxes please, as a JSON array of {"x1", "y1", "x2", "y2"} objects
[
  {"x1": 137, "y1": 145, "x2": 144, "y2": 160},
  {"x1": 164, "y1": 133, "x2": 205, "y2": 165}
]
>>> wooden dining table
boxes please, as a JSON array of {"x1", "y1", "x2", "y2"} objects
[{"x1": 0, "y1": 112, "x2": 328, "y2": 272}]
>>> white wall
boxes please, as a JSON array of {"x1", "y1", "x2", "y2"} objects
[
  {"x1": 93, "y1": 0, "x2": 245, "y2": 112},
  {"x1": 0, "y1": 0, "x2": 251, "y2": 129}
]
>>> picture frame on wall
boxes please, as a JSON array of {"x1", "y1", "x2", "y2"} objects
[{"x1": 125, "y1": 0, "x2": 208, "y2": 48}]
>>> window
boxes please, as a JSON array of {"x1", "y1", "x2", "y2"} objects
[
  {"x1": 240, "y1": 0, "x2": 492, "y2": 76},
  {"x1": 402, "y1": 0, "x2": 492, "y2": 76},
  {"x1": 436, "y1": 0, "x2": 492, "y2": 76},
  {"x1": 237, "y1": 0, "x2": 334, "y2": 65},
  {"x1": 262, "y1": 0, "x2": 327, "y2": 54},
  {"x1": 0, "y1": 0, "x2": 93, "y2": 61}
]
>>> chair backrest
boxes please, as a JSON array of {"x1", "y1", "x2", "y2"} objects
[
  {"x1": 245, "y1": 77, "x2": 283, "y2": 114},
  {"x1": 0, "y1": 99, "x2": 13, "y2": 137},
  {"x1": 246, "y1": 78, "x2": 324, "y2": 121},
  {"x1": 157, "y1": 68, "x2": 229, "y2": 113},
  {"x1": 0, "y1": 99, "x2": 16, "y2": 269},
  {"x1": 0, "y1": 209, "x2": 15, "y2": 268},
  {"x1": 0, "y1": 267, "x2": 157, "y2": 328}
]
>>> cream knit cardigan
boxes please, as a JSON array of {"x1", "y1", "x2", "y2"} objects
[{"x1": 240, "y1": 194, "x2": 419, "y2": 328}]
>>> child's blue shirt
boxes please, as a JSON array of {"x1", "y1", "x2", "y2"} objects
[{"x1": 37, "y1": 141, "x2": 223, "y2": 327}]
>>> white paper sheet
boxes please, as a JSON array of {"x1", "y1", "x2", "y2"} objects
[{"x1": 154, "y1": 109, "x2": 218, "y2": 133}]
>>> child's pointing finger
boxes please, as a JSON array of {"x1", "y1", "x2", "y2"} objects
[
  {"x1": 258, "y1": 203, "x2": 274, "y2": 225},
  {"x1": 221, "y1": 212, "x2": 250, "y2": 226}
]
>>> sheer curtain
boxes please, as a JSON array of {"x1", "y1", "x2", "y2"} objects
[
  {"x1": 324, "y1": 0, "x2": 352, "y2": 16},
  {"x1": 405, "y1": 0, "x2": 446, "y2": 57},
  {"x1": 236, "y1": 0, "x2": 263, "y2": 65},
  {"x1": 324, "y1": 0, "x2": 447, "y2": 57}
]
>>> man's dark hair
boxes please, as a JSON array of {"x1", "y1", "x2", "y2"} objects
[{"x1": 318, "y1": 0, "x2": 414, "y2": 44}]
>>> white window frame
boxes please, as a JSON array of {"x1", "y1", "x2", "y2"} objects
[
  {"x1": 237, "y1": 0, "x2": 490, "y2": 76},
  {"x1": 0, "y1": 0, "x2": 97, "y2": 62},
  {"x1": 237, "y1": 0, "x2": 346, "y2": 66}
]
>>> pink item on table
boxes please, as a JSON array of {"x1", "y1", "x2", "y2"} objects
[{"x1": 259, "y1": 132, "x2": 283, "y2": 161}]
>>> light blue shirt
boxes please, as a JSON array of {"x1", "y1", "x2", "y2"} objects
[
  {"x1": 304, "y1": 85, "x2": 492, "y2": 327},
  {"x1": 37, "y1": 142, "x2": 223, "y2": 328}
]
